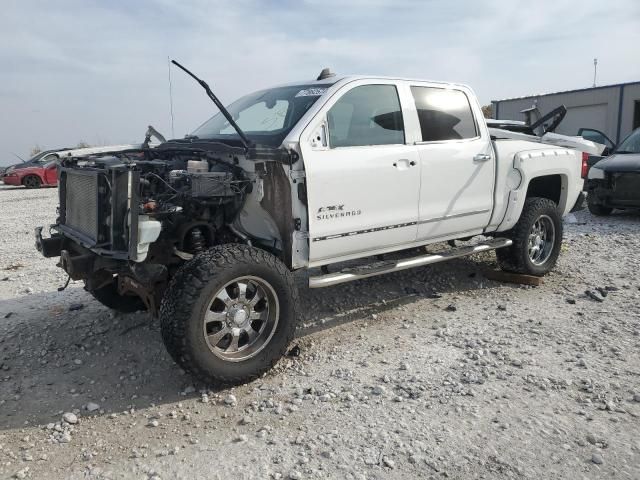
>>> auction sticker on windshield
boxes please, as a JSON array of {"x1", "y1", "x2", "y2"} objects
[{"x1": 295, "y1": 88, "x2": 327, "y2": 97}]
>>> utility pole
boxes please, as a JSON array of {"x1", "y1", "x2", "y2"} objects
[{"x1": 593, "y1": 58, "x2": 598, "y2": 88}]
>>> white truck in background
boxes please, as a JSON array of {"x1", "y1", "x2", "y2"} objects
[{"x1": 37, "y1": 64, "x2": 602, "y2": 384}]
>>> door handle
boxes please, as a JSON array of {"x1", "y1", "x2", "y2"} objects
[
  {"x1": 473, "y1": 153, "x2": 491, "y2": 162},
  {"x1": 393, "y1": 159, "x2": 417, "y2": 168}
]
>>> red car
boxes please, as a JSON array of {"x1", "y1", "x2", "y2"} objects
[{"x1": 2, "y1": 161, "x2": 58, "y2": 188}]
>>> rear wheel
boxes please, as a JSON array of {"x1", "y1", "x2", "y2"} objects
[
  {"x1": 496, "y1": 197, "x2": 563, "y2": 276},
  {"x1": 23, "y1": 175, "x2": 41, "y2": 189},
  {"x1": 159, "y1": 244, "x2": 298, "y2": 385},
  {"x1": 587, "y1": 196, "x2": 613, "y2": 216},
  {"x1": 86, "y1": 280, "x2": 147, "y2": 313}
]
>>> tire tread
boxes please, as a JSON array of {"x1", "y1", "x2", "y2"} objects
[
  {"x1": 159, "y1": 244, "x2": 298, "y2": 385},
  {"x1": 496, "y1": 197, "x2": 563, "y2": 276}
]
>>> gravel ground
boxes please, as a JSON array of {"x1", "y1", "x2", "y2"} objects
[{"x1": 0, "y1": 184, "x2": 639, "y2": 480}]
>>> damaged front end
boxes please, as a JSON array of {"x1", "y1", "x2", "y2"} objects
[
  {"x1": 587, "y1": 152, "x2": 640, "y2": 210},
  {"x1": 36, "y1": 143, "x2": 257, "y2": 314},
  {"x1": 36, "y1": 61, "x2": 331, "y2": 314},
  {"x1": 587, "y1": 171, "x2": 640, "y2": 209}
]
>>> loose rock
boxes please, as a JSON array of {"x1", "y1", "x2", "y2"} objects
[{"x1": 62, "y1": 412, "x2": 78, "y2": 425}]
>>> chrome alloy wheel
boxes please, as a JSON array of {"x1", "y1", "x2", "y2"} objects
[
  {"x1": 203, "y1": 276, "x2": 279, "y2": 362},
  {"x1": 528, "y1": 214, "x2": 555, "y2": 265}
]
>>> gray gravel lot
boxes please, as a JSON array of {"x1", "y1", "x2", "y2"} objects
[{"x1": 0, "y1": 184, "x2": 639, "y2": 479}]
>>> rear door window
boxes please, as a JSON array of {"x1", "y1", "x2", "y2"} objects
[
  {"x1": 411, "y1": 87, "x2": 478, "y2": 142},
  {"x1": 327, "y1": 85, "x2": 405, "y2": 148}
]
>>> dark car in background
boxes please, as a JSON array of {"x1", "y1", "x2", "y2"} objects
[{"x1": 586, "y1": 127, "x2": 640, "y2": 215}]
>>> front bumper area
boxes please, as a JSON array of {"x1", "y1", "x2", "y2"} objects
[
  {"x1": 35, "y1": 226, "x2": 122, "y2": 281},
  {"x1": 587, "y1": 177, "x2": 640, "y2": 209},
  {"x1": 35, "y1": 226, "x2": 64, "y2": 258},
  {"x1": 2, "y1": 174, "x2": 20, "y2": 186},
  {"x1": 35, "y1": 225, "x2": 168, "y2": 315}
]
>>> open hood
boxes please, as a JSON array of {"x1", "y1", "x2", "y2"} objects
[{"x1": 592, "y1": 153, "x2": 640, "y2": 173}]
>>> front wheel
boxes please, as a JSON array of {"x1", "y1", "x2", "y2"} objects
[
  {"x1": 23, "y1": 175, "x2": 41, "y2": 189},
  {"x1": 159, "y1": 244, "x2": 298, "y2": 385},
  {"x1": 496, "y1": 197, "x2": 563, "y2": 276}
]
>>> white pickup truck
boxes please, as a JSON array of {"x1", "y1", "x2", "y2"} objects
[{"x1": 37, "y1": 65, "x2": 600, "y2": 384}]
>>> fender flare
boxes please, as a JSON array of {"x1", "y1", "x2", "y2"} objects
[{"x1": 497, "y1": 149, "x2": 573, "y2": 231}]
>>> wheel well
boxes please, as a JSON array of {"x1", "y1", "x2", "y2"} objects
[
  {"x1": 526, "y1": 175, "x2": 561, "y2": 205},
  {"x1": 22, "y1": 174, "x2": 42, "y2": 184}
]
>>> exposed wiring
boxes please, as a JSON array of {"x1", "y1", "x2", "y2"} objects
[{"x1": 143, "y1": 172, "x2": 179, "y2": 193}]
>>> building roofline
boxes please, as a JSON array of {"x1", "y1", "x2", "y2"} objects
[{"x1": 492, "y1": 80, "x2": 640, "y2": 103}]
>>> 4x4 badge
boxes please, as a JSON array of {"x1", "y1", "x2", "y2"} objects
[{"x1": 317, "y1": 205, "x2": 344, "y2": 213}]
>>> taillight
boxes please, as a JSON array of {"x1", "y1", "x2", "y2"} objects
[{"x1": 581, "y1": 152, "x2": 589, "y2": 178}]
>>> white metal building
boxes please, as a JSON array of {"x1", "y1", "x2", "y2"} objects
[{"x1": 492, "y1": 81, "x2": 640, "y2": 145}]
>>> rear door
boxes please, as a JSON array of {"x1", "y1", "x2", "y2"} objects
[
  {"x1": 410, "y1": 84, "x2": 494, "y2": 240},
  {"x1": 301, "y1": 81, "x2": 421, "y2": 264}
]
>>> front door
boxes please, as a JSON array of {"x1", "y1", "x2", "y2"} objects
[
  {"x1": 409, "y1": 85, "x2": 494, "y2": 240},
  {"x1": 44, "y1": 164, "x2": 58, "y2": 184},
  {"x1": 301, "y1": 82, "x2": 421, "y2": 264}
]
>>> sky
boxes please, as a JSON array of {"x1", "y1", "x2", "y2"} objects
[{"x1": 1, "y1": 0, "x2": 639, "y2": 164}]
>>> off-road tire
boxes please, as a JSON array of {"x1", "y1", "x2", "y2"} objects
[
  {"x1": 23, "y1": 175, "x2": 41, "y2": 189},
  {"x1": 587, "y1": 196, "x2": 612, "y2": 216},
  {"x1": 496, "y1": 197, "x2": 563, "y2": 276},
  {"x1": 159, "y1": 244, "x2": 298, "y2": 385},
  {"x1": 86, "y1": 280, "x2": 147, "y2": 313}
]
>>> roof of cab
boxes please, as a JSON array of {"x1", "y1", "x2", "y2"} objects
[{"x1": 273, "y1": 75, "x2": 472, "y2": 91}]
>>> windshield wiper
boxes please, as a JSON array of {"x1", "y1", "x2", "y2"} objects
[
  {"x1": 614, "y1": 150, "x2": 635, "y2": 154},
  {"x1": 171, "y1": 59, "x2": 251, "y2": 151}
]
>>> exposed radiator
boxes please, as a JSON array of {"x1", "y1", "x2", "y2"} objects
[{"x1": 63, "y1": 171, "x2": 99, "y2": 242}]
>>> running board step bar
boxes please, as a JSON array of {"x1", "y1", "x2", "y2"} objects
[{"x1": 308, "y1": 238, "x2": 513, "y2": 288}]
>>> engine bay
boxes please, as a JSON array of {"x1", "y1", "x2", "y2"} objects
[{"x1": 57, "y1": 146, "x2": 253, "y2": 264}]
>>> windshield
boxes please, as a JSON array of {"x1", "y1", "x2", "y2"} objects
[
  {"x1": 616, "y1": 128, "x2": 640, "y2": 154},
  {"x1": 29, "y1": 151, "x2": 50, "y2": 162},
  {"x1": 191, "y1": 84, "x2": 330, "y2": 147}
]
